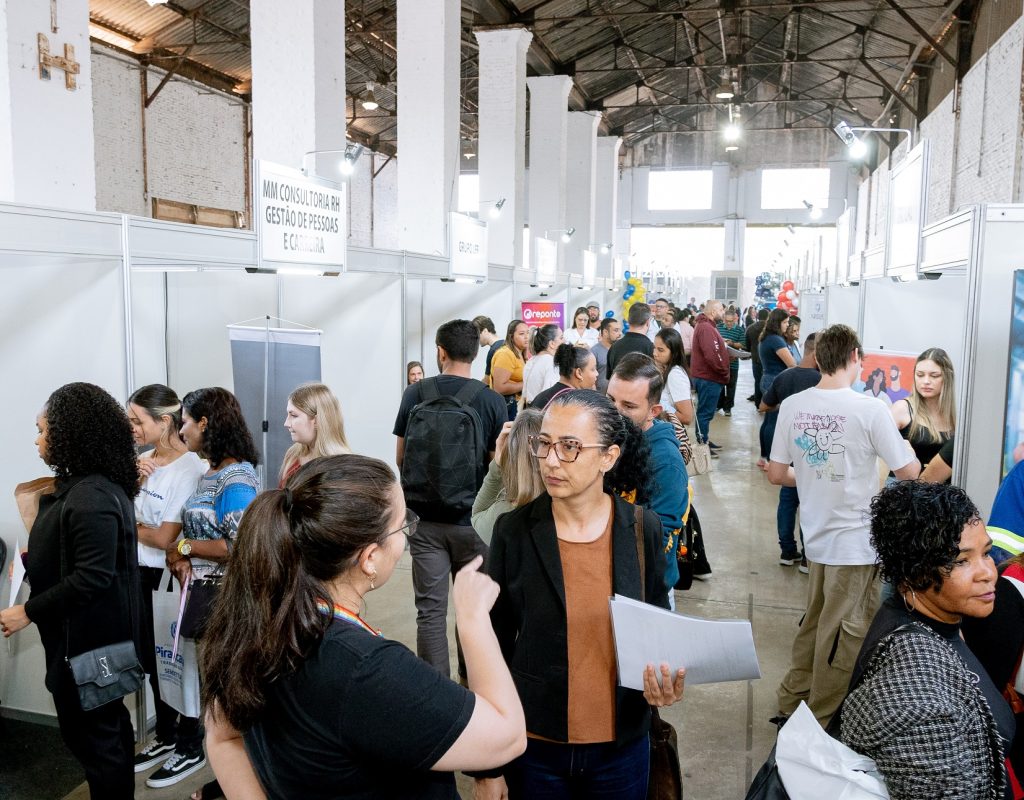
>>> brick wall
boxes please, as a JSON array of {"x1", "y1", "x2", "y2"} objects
[
  {"x1": 919, "y1": 91, "x2": 956, "y2": 223},
  {"x1": 92, "y1": 50, "x2": 145, "y2": 215}
]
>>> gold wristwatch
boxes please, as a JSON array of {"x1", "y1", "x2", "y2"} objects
[{"x1": 177, "y1": 539, "x2": 193, "y2": 556}]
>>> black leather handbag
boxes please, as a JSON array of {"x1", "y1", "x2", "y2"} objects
[{"x1": 61, "y1": 483, "x2": 144, "y2": 711}]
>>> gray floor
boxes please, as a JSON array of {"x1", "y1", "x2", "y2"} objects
[{"x1": 60, "y1": 369, "x2": 806, "y2": 800}]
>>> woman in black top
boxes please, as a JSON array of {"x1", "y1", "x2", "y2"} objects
[
  {"x1": 528, "y1": 343, "x2": 599, "y2": 409},
  {"x1": 200, "y1": 455, "x2": 526, "y2": 799},
  {"x1": 0, "y1": 383, "x2": 142, "y2": 800},
  {"x1": 890, "y1": 348, "x2": 955, "y2": 468},
  {"x1": 476, "y1": 390, "x2": 686, "y2": 800},
  {"x1": 837, "y1": 481, "x2": 1013, "y2": 800}
]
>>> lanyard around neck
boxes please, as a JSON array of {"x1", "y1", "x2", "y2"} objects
[{"x1": 316, "y1": 598, "x2": 382, "y2": 637}]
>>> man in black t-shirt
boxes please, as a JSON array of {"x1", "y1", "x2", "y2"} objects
[
  {"x1": 394, "y1": 320, "x2": 506, "y2": 677},
  {"x1": 606, "y1": 303, "x2": 654, "y2": 379},
  {"x1": 761, "y1": 333, "x2": 820, "y2": 567}
]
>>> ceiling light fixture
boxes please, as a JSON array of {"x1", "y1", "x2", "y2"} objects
[
  {"x1": 300, "y1": 143, "x2": 364, "y2": 178},
  {"x1": 833, "y1": 120, "x2": 911, "y2": 161},
  {"x1": 803, "y1": 200, "x2": 823, "y2": 220},
  {"x1": 715, "y1": 70, "x2": 734, "y2": 100},
  {"x1": 482, "y1": 197, "x2": 506, "y2": 220},
  {"x1": 561, "y1": 227, "x2": 576, "y2": 244},
  {"x1": 361, "y1": 82, "x2": 379, "y2": 111}
]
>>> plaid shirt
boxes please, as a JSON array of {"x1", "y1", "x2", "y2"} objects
[{"x1": 841, "y1": 623, "x2": 1007, "y2": 800}]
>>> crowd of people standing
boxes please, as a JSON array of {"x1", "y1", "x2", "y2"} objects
[{"x1": 5, "y1": 292, "x2": 1024, "y2": 800}]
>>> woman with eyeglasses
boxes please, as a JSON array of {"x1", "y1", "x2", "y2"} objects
[
  {"x1": 474, "y1": 390, "x2": 686, "y2": 800},
  {"x1": 201, "y1": 455, "x2": 526, "y2": 799}
]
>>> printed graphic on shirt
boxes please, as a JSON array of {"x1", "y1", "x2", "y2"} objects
[{"x1": 793, "y1": 412, "x2": 847, "y2": 476}]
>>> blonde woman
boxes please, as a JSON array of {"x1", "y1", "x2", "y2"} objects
[
  {"x1": 471, "y1": 409, "x2": 545, "y2": 544},
  {"x1": 280, "y1": 383, "x2": 351, "y2": 488},
  {"x1": 890, "y1": 348, "x2": 955, "y2": 474}
]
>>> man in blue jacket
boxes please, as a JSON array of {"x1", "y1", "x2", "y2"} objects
[{"x1": 608, "y1": 354, "x2": 689, "y2": 603}]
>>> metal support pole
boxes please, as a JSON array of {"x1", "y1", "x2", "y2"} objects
[{"x1": 261, "y1": 315, "x2": 270, "y2": 491}]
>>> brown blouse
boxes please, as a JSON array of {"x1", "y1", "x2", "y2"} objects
[{"x1": 557, "y1": 510, "x2": 617, "y2": 743}]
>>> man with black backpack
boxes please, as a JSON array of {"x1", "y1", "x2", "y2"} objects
[{"x1": 394, "y1": 319, "x2": 507, "y2": 677}]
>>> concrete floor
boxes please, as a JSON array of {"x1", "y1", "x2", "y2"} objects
[{"x1": 61, "y1": 369, "x2": 805, "y2": 800}]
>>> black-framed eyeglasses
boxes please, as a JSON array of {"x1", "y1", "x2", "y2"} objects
[
  {"x1": 389, "y1": 509, "x2": 419, "y2": 539},
  {"x1": 528, "y1": 435, "x2": 606, "y2": 464}
]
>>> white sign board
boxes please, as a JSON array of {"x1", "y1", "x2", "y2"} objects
[
  {"x1": 887, "y1": 141, "x2": 928, "y2": 276},
  {"x1": 535, "y1": 237, "x2": 557, "y2": 285},
  {"x1": 254, "y1": 160, "x2": 346, "y2": 270},
  {"x1": 582, "y1": 249, "x2": 597, "y2": 288},
  {"x1": 449, "y1": 212, "x2": 488, "y2": 281}
]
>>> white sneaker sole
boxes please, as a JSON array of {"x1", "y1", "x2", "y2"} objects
[{"x1": 146, "y1": 758, "x2": 207, "y2": 788}]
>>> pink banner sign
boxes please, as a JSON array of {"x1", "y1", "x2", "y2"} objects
[{"x1": 521, "y1": 302, "x2": 565, "y2": 328}]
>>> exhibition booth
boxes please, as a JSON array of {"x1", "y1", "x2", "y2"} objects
[
  {"x1": 784, "y1": 141, "x2": 1024, "y2": 520},
  {"x1": 0, "y1": 192, "x2": 621, "y2": 724}
]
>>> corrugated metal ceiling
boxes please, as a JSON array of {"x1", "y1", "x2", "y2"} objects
[{"x1": 87, "y1": 0, "x2": 973, "y2": 158}]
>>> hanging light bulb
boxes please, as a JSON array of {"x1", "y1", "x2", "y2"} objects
[
  {"x1": 361, "y1": 82, "x2": 379, "y2": 111},
  {"x1": 560, "y1": 227, "x2": 576, "y2": 244},
  {"x1": 488, "y1": 198, "x2": 506, "y2": 220}
]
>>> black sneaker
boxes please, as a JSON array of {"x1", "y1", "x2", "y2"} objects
[
  {"x1": 723, "y1": 409, "x2": 732, "y2": 416},
  {"x1": 146, "y1": 750, "x2": 207, "y2": 788},
  {"x1": 779, "y1": 552, "x2": 800, "y2": 566},
  {"x1": 799, "y1": 555, "x2": 810, "y2": 574},
  {"x1": 134, "y1": 738, "x2": 175, "y2": 773}
]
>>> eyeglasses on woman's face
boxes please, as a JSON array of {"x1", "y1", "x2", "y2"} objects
[
  {"x1": 528, "y1": 435, "x2": 605, "y2": 464},
  {"x1": 388, "y1": 509, "x2": 419, "y2": 539}
]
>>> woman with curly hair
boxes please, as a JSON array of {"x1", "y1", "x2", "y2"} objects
[
  {"x1": 153, "y1": 387, "x2": 260, "y2": 796},
  {"x1": 279, "y1": 382, "x2": 351, "y2": 488},
  {"x1": 474, "y1": 390, "x2": 683, "y2": 800},
  {"x1": 836, "y1": 481, "x2": 1013, "y2": 800},
  {"x1": 0, "y1": 383, "x2": 142, "y2": 799}
]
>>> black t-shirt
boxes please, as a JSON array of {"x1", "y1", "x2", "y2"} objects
[
  {"x1": 762, "y1": 366, "x2": 820, "y2": 407},
  {"x1": 484, "y1": 339, "x2": 504, "y2": 379},
  {"x1": 937, "y1": 436, "x2": 955, "y2": 467},
  {"x1": 606, "y1": 332, "x2": 654, "y2": 379},
  {"x1": 244, "y1": 620, "x2": 475, "y2": 800},
  {"x1": 529, "y1": 381, "x2": 573, "y2": 410},
  {"x1": 393, "y1": 375, "x2": 506, "y2": 525}
]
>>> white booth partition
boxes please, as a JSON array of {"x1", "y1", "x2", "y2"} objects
[{"x1": 825, "y1": 285, "x2": 861, "y2": 329}]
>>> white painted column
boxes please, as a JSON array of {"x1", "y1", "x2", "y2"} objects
[
  {"x1": 564, "y1": 111, "x2": 601, "y2": 275},
  {"x1": 475, "y1": 27, "x2": 532, "y2": 268},
  {"x1": 0, "y1": 0, "x2": 95, "y2": 208},
  {"x1": 527, "y1": 76, "x2": 573, "y2": 274},
  {"x1": 594, "y1": 136, "x2": 622, "y2": 279},
  {"x1": 397, "y1": 0, "x2": 460, "y2": 255},
  {"x1": 250, "y1": 0, "x2": 346, "y2": 174}
]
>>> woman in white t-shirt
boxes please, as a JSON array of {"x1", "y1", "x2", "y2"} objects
[
  {"x1": 564, "y1": 306, "x2": 599, "y2": 348},
  {"x1": 654, "y1": 328, "x2": 694, "y2": 424},
  {"x1": 126, "y1": 384, "x2": 207, "y2": 774},
  {"x1": 522, "y1": 324, "x2": 563, "y2": 403}
]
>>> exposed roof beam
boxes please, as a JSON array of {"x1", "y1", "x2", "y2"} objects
[
  {"x1": 859, "y1": 58, "x2": 919, "y2": 118},
  {"x1": 881, "y1": 0, "x2": 957, "y2": 66}
]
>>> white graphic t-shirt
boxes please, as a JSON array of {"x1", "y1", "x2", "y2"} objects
[
  {"x1": 135, "y1": 451, "x2": 208, "y2": 568},
  {"x1": 770, "y1": 386, "x2": 914, "y2": 565}
]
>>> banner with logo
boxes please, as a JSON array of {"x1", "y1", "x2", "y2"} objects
[
  {"x1": 449, "y1": 212, "x2": 488, "y2": 281},
  {"x1": 521, "y1": 302, "x2": 565, "y2": 329}
]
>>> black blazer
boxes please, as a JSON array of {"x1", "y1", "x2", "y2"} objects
[
  {"x1": 486, "y1": 491, "x2": 669, "y2": 745},
  {"x1": 24, "y1": 474, "x2": 142, "y2": 693}
]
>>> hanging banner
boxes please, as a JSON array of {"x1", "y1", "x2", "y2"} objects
[
  {"x1": 228, "y1": 324, "x2": 323, "y2": 488},
  {"x1": 449, "y1": 212, "x2": 488, "y2": 282},
  {"x1": 534, "y1": 237, "x2": 557, "y2": 285},
  {"x1": 254, "y1": 160, "x2": 346, "y2": 271},
  {"x1": 521, "y1": 302, "x2": 565, "y2": 329}
]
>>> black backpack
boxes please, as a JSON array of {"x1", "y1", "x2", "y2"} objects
[{"x1": 400, "y1": 377, "x2": 487, "y2": 512}]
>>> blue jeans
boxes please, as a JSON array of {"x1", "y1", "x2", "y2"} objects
[
  {"x1": 693, "y1": 377, "x2": 723, "y2": 443},
  {"x1": 508, "y1": 734, "x2": 650, "y2": 800},
  {"x1": 777, "y1": 486, "x2": 803, "y2": 556},
  {"x1": 759, "y1": 410, "x2": 778, "y2": 459}
]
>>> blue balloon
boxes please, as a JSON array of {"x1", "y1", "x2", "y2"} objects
[
  {"x1": 605, "y1": 310, "x2": 615, "y2": 318},
  {"x1": 624, "y1": 270, "x2": 631, "y2": 280}
]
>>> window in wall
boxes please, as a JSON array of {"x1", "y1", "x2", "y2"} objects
[
  {"x1": 647, "y1": 170, "x2": 713, "y2": 211},
  {"x1": 457, "y1": 174, "x2": 480, "y2": 214},
  {"x1": 760, "y1": 167, "x2": 830, "y2": 210},
  {"x1": 629, "y1": 226, "x2": 725, "y2": 302},
  {"x1": 712, "y1": 274, "x2": 740, "y2": 304}
]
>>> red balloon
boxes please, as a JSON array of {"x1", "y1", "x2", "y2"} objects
[
  {"x1": 782, "y1": 280, "x2": 795, "y2": 292},
  {"x1": 777, "y1": 292, "x2": 788, "y2": 303}
]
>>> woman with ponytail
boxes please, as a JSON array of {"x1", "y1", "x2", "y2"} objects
[
  {"x1": 475, "y1": 390, "x2": 685, "y2": 800},
  {"x1": 528, "y1": 343, "x2": 599, "y2": 409},
  {"x1": 522, "y1": 324, "x2": 563, "y2": 404},
  {"x1": 201, "y1": 455, "x2": 526, "y2": 799}
]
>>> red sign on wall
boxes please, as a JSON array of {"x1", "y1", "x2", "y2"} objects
[{"x1": 521, "y1": 302, "x2": 565, "y2": 328}]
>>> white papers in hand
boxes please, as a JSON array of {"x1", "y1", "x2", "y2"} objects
[
  {"x1": 8, "y1": 538, "x2": 26, "y2": 607},
  {"x1": 726, "y1": 345, "x2": 751, "y2": 359},
  {"x1": 608, "y1": 594, "x2": 761, "y2": 689}
]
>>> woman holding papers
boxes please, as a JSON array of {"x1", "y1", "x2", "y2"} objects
[
  {"x1": 837, "y1": 481, "x2": 1013, "y2": 800},
  {"x1": 476, "y1": 389, "x2": 686, "y2": 800}
]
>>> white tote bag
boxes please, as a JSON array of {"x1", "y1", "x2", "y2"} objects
[
  {"x1": 776, "y1": 702, "x2": 889, "y2": 799},
  {"x1": 152, "y1": 571, "x2": 201, "y2": 719}
]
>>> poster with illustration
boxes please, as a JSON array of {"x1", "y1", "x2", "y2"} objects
[
  {"x1": 1001, "y1": 271, "x2": 1024, "y2": 476},
  {"x1": 852, "y1": 351, "x2": 918, "y2": 407}
]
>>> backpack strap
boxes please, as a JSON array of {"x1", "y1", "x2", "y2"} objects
[
  {"x1": 633, "y1": 504, "x2": 646, "y2": 600},
  {"x1": 419, "y1": 376, "x2": 441, "y2": 403},
  {"x1": 453, "y1": 378, "x2": 486, "y2": 406}
]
